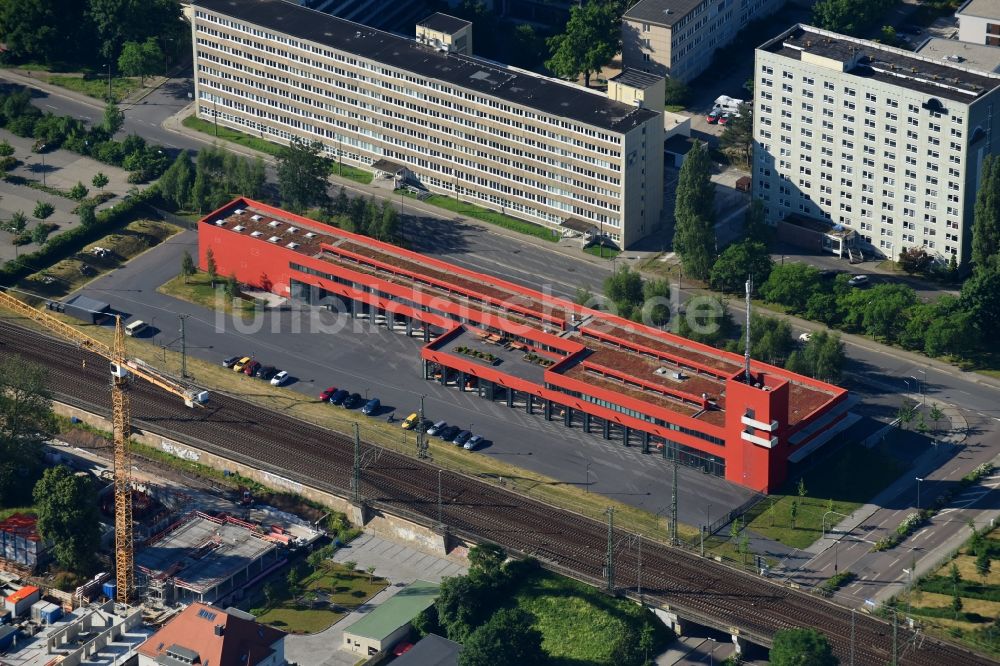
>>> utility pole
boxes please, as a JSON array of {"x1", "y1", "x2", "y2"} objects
[
  {"x1": 437, "y1": 469, "x2": 444, "y2": 529},
  {"x1": 636, "y1": 535, "x2": 643, "y2": 604},
  {"x1": 605, "y1": 507, "x2": 615, "y2": 593},
  {"x1": 670, "y1": 445, "x2": 678, "y2": 545},
  {"x1": 178, "y1": 315, "x2": 188, "y2": 378},
  {"x1": 352, "y1": 423, "x2": 361, "y2": 504},
  {"x1": 416, "y1": 394, "x2": 427, "y2": 459},
  {"x1": 850, "y1": 608, "x2": 856, "y2": 666},
  {"x1": 700, "y1": 525, "x2": 705, "y2": 557},
  {"x1": 892, "y1": 610, "x2": 898, "y2": 666}
]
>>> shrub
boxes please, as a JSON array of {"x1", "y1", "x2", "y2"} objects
[
  {"x1": 69, "y1": 182, "x2": 89, "y2": 200},
  {"x1": 0, "y1": 156, "x2": 16, "y2": 171},
  {"x1": 33, "y1": 201, "x2": 54, "y2": 219}
]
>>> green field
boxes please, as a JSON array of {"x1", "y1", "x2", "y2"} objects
[
  {"x1": 158, "y1": 271, "x2": 257, "y2": 316},
  {"x1": 584, "y1": 245, "x2": 620, "y2": 259},
  {"x1": 182, "y1": 115, "x2": 283, "y2": 156},
  {"x1": 745, "y1": 441, "x2": 905, "y2": 549},
  {"x1": 252, "y1": 560, "x2": 388, "y2": 634},
  {"x1": 399, "y1": 189, "x2": 558, "y2": 242},
  {"x1": 330, "y1": 161, "x2": 373, "y2": 185}
]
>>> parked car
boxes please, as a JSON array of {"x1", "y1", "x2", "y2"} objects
[
  {"x1": 848, "y1": 274, "x2": 870, "y2": 287},
  {"x1": 343, "y1": 392, "x2": 363, "y2": 409},
  {"x1": 401, "y1": 412, "x2": 420, "y2": 429},
  {"x1": 270, "y1": 370, "x2": 290, "y2": 386},
  {"x1": 233, "y1": 357, "x2": 252, "y2": 373},
  {"x1": 244, "y1": 360, "x2": 262, "y2": 377},
  {"x1": 718, "y1": 113, "x2": 733, "y2": 126},
  {"x1": 417, "y1": 418, "x2": 434, "y2": 433},
  {"x1": 798, "y1": 332, "x2": 813, "y2": 343},
  {"x1": 452, "y1": 430, "x2": 472, "y2": 447},
  {"x1": 222, "y1": 355, "x2": 241, "y2": 368},
  {"x1": 329, "y1": 389, "x2": 349, "y2": 405},
  {"x1": 319, "y1": 386, "x2": 338, "y2": 402},
  {"x1": 706, "y1": 109, "x2": 722, "y2": 124},
  {"x1": 437, "y1": 425, "x2": 460, "y2": 441},
  {"x1": 464, "y1": 434, "x2": 484, "y2": 451},
  {"x1": 253, "y1": 364, "x2": 272, "y2": 379},
  {"x1": 361, "y1": 398, "x2": 381, "y2": 415},
  {"x1": 426, "y1": 420, "x2": 447, "y2": 436}
]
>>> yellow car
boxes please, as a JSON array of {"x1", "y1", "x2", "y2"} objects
[
  {"x1": 401, "y1": 412, "x2": 420, "y2": 429},
  {"x1": 233, "y1": 357, "x2": 252, "y2": 372}
]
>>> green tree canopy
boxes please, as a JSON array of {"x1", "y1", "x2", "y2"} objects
[
  {"x1": 812, "y1": 0, "x2": 894, "y2": 36},
  {"x1": 33, "y1": 465, "x2": 101, "y2": 573},
  {"x1": 642, "y1": 277, "x2": 672, "y2": 327},
  {"x1": 436, "y1": 574, "x2": 494, "y2": 645},
  {"x1": 719, "y1": 106, "x2": 753, "y2": 168},
  {"x1": 92, "y1": 171, "x2": 109, "y2": 190},
  {"x1": 760, "y1": 263, "x2": 822, "y2": 313},
  {"x1": 673, "y1": 141, "x2": 716, "y2": 280},
  {"x1": 960, "y1": 265, "x2": 1000, "y2": 334},
  {"x1": 801, "y1": 330, "x2": 846, "y2": 382},
  {"x1": 710, "y1": 240, "x2": 773, "y2": 294},
  {"x1": 972, "y1": 154, "x2": 1000, "y2": 269},
  {"x1": 769, "y1": 627, "x2": 838, "y2": 666},
  {"x1": 545, "y1": 1, "x2": 618, "y2": 87},
  {"x1": 459, "y1": 607, "x2": 544, "y2": 666},
  {"x1": 860, "y1": 283, "x2": 917, "y2": 342},
  {"x1": 735, "y1": 314, "x2": 794, "y2": 365},
  {"x1": 0, "y1": 358, "x2": 53, "y2": 506},
  {"x1": 603, "y1": 265, "x2": 644, "y2": 320},
  {"x1": 276, "y1": 138, "x2": 332, "y2": 212},
  {"x1": 468, "y1": 543, "x2": 506, "y2": 580},
  {"x1": 103, "y1": 101, "x2": 124, "y2": 136}
]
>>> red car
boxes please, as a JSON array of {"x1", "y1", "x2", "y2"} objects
[
  {"x1": 243, "y1": 360, "x2": 261, "y2": 376},
  {"x1": 718, "y1": 113, "x2": 733, "y2": 126},
  {"x1": 319, "y1": 386, "x2": 338, "y2": 401},
  {"x1": 392, "y1": 642, "x2": 414, "y2": 657},
  {"x1": 706, "y1": 109, "x2": 721, "y2": 124}
]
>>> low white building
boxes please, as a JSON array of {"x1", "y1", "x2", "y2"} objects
[{"x1": 957, "y1": 0, "x2": 1000, "y2": 46}]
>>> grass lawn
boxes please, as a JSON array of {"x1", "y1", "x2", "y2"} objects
[
  {"x1": 330, "y1": 162, "x2": 374, "y2": 185},
  {"x1": 47, "y1": 74, "x2": 141, "y2": 103},
  {"x1": 158, "y1": 271, "x2": 257, "y2": 316},
  {"x1": 745, "y1": 441, "x2": 905, "y2": 549},
  {"x1": 584, "y1": 245, "x2": 620, "y2": 259},
  {"x1": 182, "y1": 115, "x2": 283, "y2": 157},
  {"x1": 513, "y1": 568, "x2": 673, "y2": 664},
  {"x1": 253, "y1": 560, "x2": 387, "y2": 634},
  {"x1": 399, "y1": 190, "x2": 558, "y2": 242},
  {"x1": 19, "y1": 219, "x2": 181, "y2": 300}
]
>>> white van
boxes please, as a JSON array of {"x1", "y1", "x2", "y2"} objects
[{"x1": 124, "y1": 320, "x2": 148, "y2": 337}]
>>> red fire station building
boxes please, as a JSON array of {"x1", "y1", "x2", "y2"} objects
[{"x1": 199, "y1": 198, "x2": 853, "y2": 493}]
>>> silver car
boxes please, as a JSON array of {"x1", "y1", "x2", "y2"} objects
[{"x1": 426, "y1": 420, "x2": 447, "y2": 437}]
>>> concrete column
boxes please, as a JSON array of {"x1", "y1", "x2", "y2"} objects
[
  {"x1": 563, "y1": 406, "x2": 572, "y2": 427},
  {"x1": 406, "y1": 317, "x2": 412, "y2": 337},
  {"x1": 583, "y1": 412, "x2": 591, "y2": 433},
  {"x1": 423, "y1": 326, "x2": 430, "y2": 342},
  {"x1": 623, "y1": 426, "x2": 630, "y2": 447},
  {"x1": 458, "y1": 371, "x2": 466, "y2": 391},
  {"x1": 506, "y1": 388, "x2": 514, "y2": 408},
  {"x1": 440, "y1": 369, "x2": 447, "y2": 385},
  {"x1": 544, "y1": 399, "x2": 552, "y2": 421},
  {"x1": 350, "y1": 299, "x2": 358, "y2": 318},
  {"x1": 641, "y1": 431, "x2": 649, "y2": 454},
  {"x1": 422, "y1": 359, "x2": 429, "y2": 380},
  {"x1": 525, "y1": 394, "x2": 533, "y2": 414},
  {"x1": 483, "y1": 381, "x2": 494, "y2": 401},
  {"x1": 602, "y1": 419, "x2": 610, "y2": 440}
]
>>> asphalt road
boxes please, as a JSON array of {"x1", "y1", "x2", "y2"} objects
[{"x1": 72, "y1": 229, "x2": 755, "y2": 526}]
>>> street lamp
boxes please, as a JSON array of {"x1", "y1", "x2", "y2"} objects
[
  {"x1": 585, "y1": 461, "x2": 591, "y2": 494},
  {"x1": 915, "y1": 477, "x2": 924, "y2": 510},
  {"x1": 103, "y1": 63, "x2": 112, "y2": 101}
]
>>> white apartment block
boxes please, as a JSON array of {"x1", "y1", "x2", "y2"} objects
[
  {"x1": 189, "y1": 0, "x2": 664, "y2": 247},
  {"x1": 957, "y1": 0, "x2": 1000, "y2": 46},
  {"x1": 622, "y1": 0, "x2": 785, "y2": 83},
  {"x1": 753, "y1": 25, "x2": 1000, "y2": 263}
]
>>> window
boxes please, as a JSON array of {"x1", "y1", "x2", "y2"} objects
[{"x1": 642, "y1": 22, "x2": 650, "y2": 31}]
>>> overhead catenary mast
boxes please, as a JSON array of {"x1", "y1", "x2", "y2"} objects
[{"x1": 744, "y1": 277, "x2": 753, "y2": 383}]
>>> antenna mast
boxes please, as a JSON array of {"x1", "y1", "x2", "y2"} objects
[{"x1": 744, "y1": 277, "x2": 752, "y2": 382}]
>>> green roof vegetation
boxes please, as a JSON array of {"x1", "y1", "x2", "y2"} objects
[{"x1": 346, "y1": 580, "x2": 439, "y2": 640}]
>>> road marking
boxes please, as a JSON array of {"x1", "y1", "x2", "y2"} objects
[{"x1": 889, "y1": 556, "x2": 901, "y2": 567}]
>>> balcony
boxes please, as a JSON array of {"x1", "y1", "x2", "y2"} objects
[
  {"x1": 741, "y1": 430, "x2": 778, "y2": 449},
  {"x1": 741, "y1": 414, "x2": 779, "y2": 432}
]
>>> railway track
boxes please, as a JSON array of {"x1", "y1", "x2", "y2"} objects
[{"x1": 0, "y1": 319, "x2": 991, "y2": 665}]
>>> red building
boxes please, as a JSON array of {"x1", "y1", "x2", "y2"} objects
[{"x1": 199, "y1": 198, "x2": 853, "y2": 493}]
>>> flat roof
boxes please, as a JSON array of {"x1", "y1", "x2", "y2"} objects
[
  {"x1": 957, "y1": 0, "x2": 1000, "y2": 19},
  {"x1": 203, "y1": 199, "x2": 844, "y2": 429},
  {"x1": 394, "y1": 634, "x2": 462, "y2": 666},
  {"x1": 345, "y1": 580, "x2": 439, "y2": 641},
  {"x1": 64, "y1": 294, "x2": 111, "y2": 313},
  {"x1": 761, "y1": 25, "x2": 1000, "y2": 102},
  {"x1": 136, "y1": 513, "x2": 276, "y2": 592},
  {"x1": 417, "y1": 12, "x2": 471, "y2": 33},
  {"x1": 916, "y1": 37, "x2": 1000, "y2": 74},
  {"x1": 624, "y1": 0, "x2": 703, "y2": 27},
  {"x1": 193, "y1": 0, "x2": 658, "y2": 133},
  {"x1": 610, "y1": 69, "x2": 664, "y2": 89}
]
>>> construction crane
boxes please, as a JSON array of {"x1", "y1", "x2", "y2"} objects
[{"x1": 0, "y1": 289, "x2": 207, "y2": 605}]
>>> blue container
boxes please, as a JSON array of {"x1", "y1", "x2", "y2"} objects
[
  {"x1": 41, "y1": 605, "x2": 62, "y2": 624},
  {"x1": 102, "y1": 582, "x2": 116, "y2": 599}
]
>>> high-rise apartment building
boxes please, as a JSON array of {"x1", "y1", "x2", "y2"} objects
[
  {"x1": 189, "y1": 0, "x2": 664, "y2": 247},
  {"x1": 622, "y1": 0, "x2": 785, "y2": 83},
  {"x1": 753, "y1": 25, "x2": 1000, "y2": 262},
  {"x1": 957, "y1": 0, "x2": 1000, "y2": 46}
]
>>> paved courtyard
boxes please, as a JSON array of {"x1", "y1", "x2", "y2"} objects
[
  {"x1": 284, "y1": 532, "x2": 466, "y2": 666},
  {"x1": 0, "y1": 128, "x2": 131, "y2": 262}
]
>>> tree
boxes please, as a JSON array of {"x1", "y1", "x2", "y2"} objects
[
  {"x1": 436, "y1": 575, "x2": 493, "y2": 644},
  {"x1": 263, "y1": 582, "x2": 277, "y2": 608},
  {"x1": 343, "y1": 560, "x2": 357, "y2": 572},
  {"x1": 224, "y1": 273, "x2": 239, "y2": 301},
  {"x1": 664, "y1": 78, "x2": 690, "y2": 107},
  {"x1": 673, "y1": 141, "x2": 716, "y2": 280},
  {"x1": 769, "y1": 627, "x2": 837, "y2": 666},
  {"x1": 952, "y1": 592, "x2": 964, "y2": 619},
  {"x1": 459, "y1": 607, "x2": 544, "y2": 666},
  {"x1": 898, "y1": 247, "x2": 934, "y2": 275},
  {"x1": 718, "y1": 106, "x2": 753, "y2": 168},
  {"x1": 468, "y1": 543, "x2": 506, "y2": 579},
  {"x1": 604, "y1": 265, "x2": 644, "y2": 320},
  {"x1": 6, "y1": 210, "x2": 28, "y2": 234},
  {"x1": 790, "y1": 500, "x2": 798, "y2": 530},
  {"x1": 276, "y1": 138, "x2": 332, "y2": 212},
  {"x1": 929, "y1": 404, "x2": 945, "y2": 432},
  {"x1": 880, "y1": 25, "x2": 899, "y2": 46},
  {"x1": 411, "y1": 604, "x2": 442, "y2": 639},
  {"x1": 181, "y1": 250, "x2": 196, "y2": 282},
  {"x1": 710, "y1": 240, "x2": 773, "y2": 293},
  {"x1": 961, "y1": 265, "x2": 1000, "y2": 334},
  {"x1": 545, "y1": 1, "x2": 618, "y2": 87},
  {"x1": 69, "y1": 181, "x2": 89, "y2": 201},
  {"x1": 78, "y1": 204, "x2": 97, "y2": 227},
  {"x1": 0, "y1": 140, "x2": 13, "y2": 157},
  {"x1": 972, "y1": 154, "x2": 1000, "y2": 269},
  {"x1": 736, "y1": 314, "x2": 793, "y2": 365},
  {"x1": 140, "y1": 36, "x2": 164, "y2": 79},
  {"x1": 897, "y1": 400, "x2": 917, "y2": 429},
  {"x1": 798, "y1": 478, "x2": 807, "y2": 498},
  {"x1": 574, "y1": 286, "x2": 595, "y2": 307},
  {"x1": 33, "y1": 201, "x2": 53, "y2": 220},
  {"x1": 509, "y1": 24, "x2": 547, "y2": 70},
  {"x1": 206, "y1": 248, "x2": 218, "y2": 284},
  {"x1": 377, "y1": 201, "x2": 399, "y2": 242},
  {"x1": 335, "y1": 187, "x2": 349, "y2": 215},
  {"x1": 639, "y1": 622, "x2": 655, "y2": 666},
  {"x1": 950, "y1": 562, "x2": 962, "y2": 588},
  {"x1": 760, "y1": 263, "x2": 822, "y2": 313},
  {"x1": 366, "y1": 565, "x2": 377, "y2": 583},
  {"x1": 0, "y1": 358, "x2": 54, "y2": 506},
  {"x1": 859, "y1": 284, "x2": 917, "y2": 342},
  {"x1": 742, "y1": 199, "x2": 772, "y2": 244},
  {"x1": 802, "y1": 331, "x2": 846, "y2": 382},
  {"x1": 975, "y1": 549, "x2": 991, "y2": 582},
  {"x1": 812, "y1": 0, "x2": 895, "y2": 36},
  {"x1": 92, "y1": 172, "x2": 109, "y2": 191},
  {"x1": 117, "y1": 41, "x2": 145, "y2": 83},
  {"x1": 33, "y1": 465, "x2": 101, "y2": 573},
  {"x1": 30, "y1": 223, "x2": 51, "y2": 244},
  {"x1": 103, "y1": 101, "x2": 124, "y2": 136},
  {"x1": 286, "y1": 565, "x2": 302, "y2": 601},
  {"x1": 642, "y1": 277, "x2": 672, "y2": 326},
  {"x1": 158, "y1": 151, "x2": 195, "y2": 210},
  {"x1": 190, "y1": 170, "x2": 209, "y2": 213}
]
